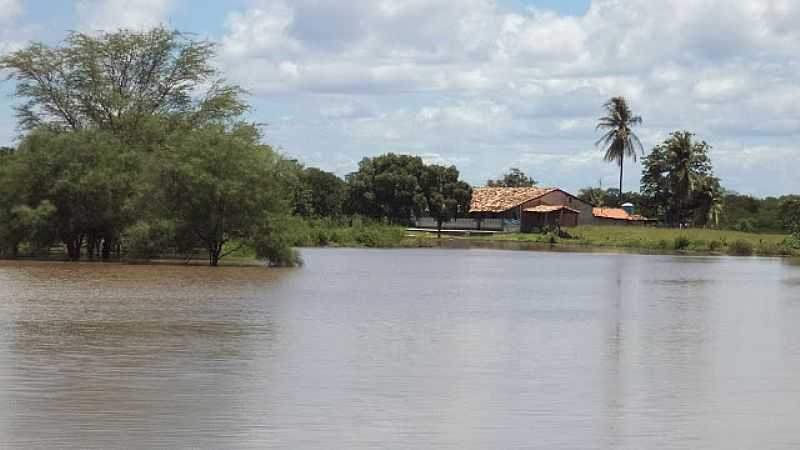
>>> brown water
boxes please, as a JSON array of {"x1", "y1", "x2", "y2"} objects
[{"x1": 1, "y1": 248, "x2": 799, "y2": 449}]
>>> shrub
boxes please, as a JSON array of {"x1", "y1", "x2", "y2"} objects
[
  {"x1": 673, "y1": 236, "x2": 690, "y2": 250},
  {"x1": 122, "y1": 220, "x2": 176, "y2": 259},
  {"x1": 727, "y1": 239, "x2": 754, "y2": 256},
  {"x1": 252, "y1": 215, "x2": 304, "y2": 266},
  {"x1": 689, "y1": 239, "x2": 706, "y2": 251},
  {"x1": 352, "y1": 226, "x2": 405, "y2": 247},
  {"x1": 734, "y1": 219, "x2": 756, "y2": 233}
]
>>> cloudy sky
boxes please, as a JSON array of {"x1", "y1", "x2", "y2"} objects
[{"x1": 1, "y1": 0, "x2": 799, "y2": 196}]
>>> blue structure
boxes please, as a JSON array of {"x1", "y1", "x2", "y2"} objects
[{"x1": 621, "y1": 202, "x2": 635, "y2": 215}]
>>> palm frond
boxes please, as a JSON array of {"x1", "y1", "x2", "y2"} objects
[{"x1": 594, "y1": 129, "x2": 617, "y2": 147}]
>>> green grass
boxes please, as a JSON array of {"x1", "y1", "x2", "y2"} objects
[
  {"x1": 286, "y1": 218, "x2": 437, "y2": 249},
  {"x1": 230, "y1": 217, "x2": 800, "y2": 258},
  {"x1": 476, "y1": 225, "x2": 799, "y2": 257}
]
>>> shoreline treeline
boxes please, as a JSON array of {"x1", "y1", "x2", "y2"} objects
[{"x1": 0, "y1": 27, "x2": 797, "y2": 265}]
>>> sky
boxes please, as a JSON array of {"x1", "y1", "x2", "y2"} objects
[{"x1": 0, "y1": 0, "x2": 798, "y2": 197}]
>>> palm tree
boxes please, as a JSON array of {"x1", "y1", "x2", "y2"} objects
[
  {"x1": 595, "y1": 97, "x2": 643, "y2": 206},
  {"x1": 664, "y1": 131, "x2": 713, "y2": 226}
]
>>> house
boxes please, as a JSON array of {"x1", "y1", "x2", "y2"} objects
[
  {"x1": 591, "y1": 204, "x2": 655, "y2": 225},
  {"x1": 469, "y1": 187, "x2": 594, "y2": 231},
  {"x1": 523, "y1": 205, "x2": 581, "y2": 230}
]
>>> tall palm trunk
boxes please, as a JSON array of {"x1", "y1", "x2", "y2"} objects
[{"x1": 618, "y1": 156, "x2": 624, "y2": 206}]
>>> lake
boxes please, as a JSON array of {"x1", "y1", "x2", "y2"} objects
[{"x1": 1, "y1": 248, "x2": 799, "y2": 449}]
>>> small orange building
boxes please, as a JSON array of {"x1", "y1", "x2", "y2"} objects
[{"x1": 591, "y1": 207, "x2": 655, "y2": 225}]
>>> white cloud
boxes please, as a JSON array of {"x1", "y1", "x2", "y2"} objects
[
  {"x1": 2, "y1": 0, "x2": 793, "y2": 194},
  {"x1": 76, "y1": 0, "x2": 176, "y2": 31},
  {"x1": 0, "y1": 0, "x2": 22, "y2": 22},
  {"x1": 216, "y1": 0, "x2": 800, "y2": 194},
  {"x1": 416, "y1": 101, "x2": 511, "y2": 129},
  {"x1": 0, "y1": 0, "x2": 28, "y2": 62}
]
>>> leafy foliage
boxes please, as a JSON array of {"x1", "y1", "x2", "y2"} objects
[
  {"x1": 419, "y1": 164, "x2": 472, "y2": 236},
  {"x1": 9, "y1": 129, "x2": 141, "y2": 259},
  {"x1": 0, "y1": 27, "x2": 296, "y2": 266},
  {"x1": 486, "y1": 168, "x2": 536, "y2": 187},
  {"x1": 290, "y1": 166, "x2": 347, "y2": 218},
  {"x1": 781, "y1": 197, "x2": 800, "y2": 243},
  {"x1": 641, "y1": 131, "x2": 721, "y2": 227},
  {"x1": 155, "y1": 124, "x2": 295, "y2": 266},
  {"x1": 0, "y1": 27, "x2": 246, "y2": 138},
  {"x1": 345, "y1": 154, "x2": 472, "y2": 226},
  {"x1": 345, "y1": 153, "x2": 427, "y2": 224}
]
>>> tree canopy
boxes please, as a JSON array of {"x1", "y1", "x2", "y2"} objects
[
  {"x1": 641, "y1": 131, "x2": 721, "y2": 227},
  {"x1": 0, "y1": 27, "x2": 246, "y2": 139},
  {"x1": 345, "y1": 153, "x2": 427, "y2": 224},
  {"x1": 345, "y1": 153, "x2": 472, "y2": 226},
  {"x1": 486, "y1": 168, "x2": 536, "y2": 187},
  {"x1": 419, "y1": 164, "x2": 472, "y2": 237},
  {"x1": 153, "y1": 124, "x2": 294, "y2": 266}
]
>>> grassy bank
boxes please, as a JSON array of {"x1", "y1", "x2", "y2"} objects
[
  {"x1": 286, "y1": 219, "x2": 435, "y2": 249},
  {"x1": 285, "y1": 219, "x2": 799, "y2": 257},
  {"x1": 474, "y1": 225, "x2": 799, "y2": 257},
  {"x1": 220, "y1": 219, "x2": 799, "y2": 258}
]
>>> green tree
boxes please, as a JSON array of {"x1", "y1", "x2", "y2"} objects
[
  {"x1": 0, "y1": 27, "x2": 300, "y2": 265},
  {"x1": 345, "y1": 153, "x2": 426, "y2": 224},
  {"x1": 692, "y1": 176, "x2": 724, "y2": 228},
  {"x1": 303, "y1": 167, "x2": 347, "y2": 218},
  {"x1": 486, "y1": 168, "x2": 536, "y2": 187},
  {"x1": 577, "y1": 187, "x2": 607, "y2": 206},
  {"x1": 283, "y1": 159, "x2": 314, "y2": 217},
  {"x1": 419, "y1": 165, "x2": 472, "y2": 238},
  {"x1": 0, "y1": 27, "x2": 245, "y2": 139},
  {"x1": 156, "y1": 124, "x2": 297, "y2": 266},
  {"x1": 9, "y1": 129, "x2": 140, "y2": 260},
  {"x1": 641, "y1": 131, "x2": 719, "y2": 227},
  {"x1": 284, "y1": 163, "x2": 346, "y2": 219},
  {"x1": 780, "y1": 197, "x2": 800, "y2": 238},
  {"x1": 596, "y1": 97, "x2": 643, "y2": 205}
]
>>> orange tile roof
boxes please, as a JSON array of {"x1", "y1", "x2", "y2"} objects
[
  {"x1": 469, "y1": 187, "x2": 557, "y2": 213},
  {"x1": 592, "y1": 207, "x2": 652, "y2": 221},
  {"x1": 524, "y1": 205, "x2": 581, "y2": 214}
]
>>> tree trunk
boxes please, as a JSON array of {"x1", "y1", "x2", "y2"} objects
[
  {"x1": 101, "y1": 239, "x2": 112, "y2": 261},
  {"x1": 437, "y1": 220, "x2": 442, "y2": 239},
  {"x1": 65, "y1": 236, "x2": 82, "y2": 261},
  {"x1": 618, "y1": 157, "x2": 624, "y2": 206},
  {"x1": 87, "y1": 236, "x2": 96, "y2": 261},
  {"x1": 209, "y1": 242, "x2": 223, "y2": 267}
]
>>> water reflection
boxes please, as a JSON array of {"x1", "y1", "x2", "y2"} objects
[{"x1": 0, "y1": 250, "x2": 799, "y2": 449}]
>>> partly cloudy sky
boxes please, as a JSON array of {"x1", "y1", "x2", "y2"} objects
[{"x1": 1, "y1": 0, "x2": 799, "y2": 196}]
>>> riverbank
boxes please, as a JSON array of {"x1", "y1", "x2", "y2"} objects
[
  {"x1": 5, "y1": 224, "x2": 796, "y2": 265},
  {"x1": 289, "y1": 220, "x2": 799, "y2": 257},
  {"x1": 442, "y1": 225, "x2": 799, "y2": 257}
]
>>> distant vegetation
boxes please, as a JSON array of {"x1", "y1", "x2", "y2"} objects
[
  {"x1": 486, "y1": 168, "x2": 537, "y2": 187},
  {"x1": 0, "y1": 28, "x2": 797, "y2": 264},
  {"x1": 341, "y1": 153, "x2": 471, "y2": 236}
]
